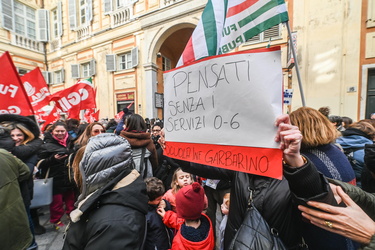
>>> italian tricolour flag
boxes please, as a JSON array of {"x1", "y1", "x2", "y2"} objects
[{"x1": 177, "y1": 0, "x2": 289, "y2": 67}]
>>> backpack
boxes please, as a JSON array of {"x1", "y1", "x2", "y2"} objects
[
  {"x1": 131, "y1": 147, "x2": 153, "y2": 178},
  {"x1": 343, "y1": 147, "x2": 364, "y2": 168}
]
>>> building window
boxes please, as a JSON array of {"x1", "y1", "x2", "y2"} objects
[
  {"x1": 54, "y1": 70, "x2": 65, "y2": 84},
  {"x1": 81, "y1": 62, "x2": 90, "y2": 78},
  {"x1": 14, "y1": 1, "x2": 36, "y2": 40},
  {"x1": 52, "y1": 9, "x2": 59, "y2": 39},
  {"x1": 246, "y1": 24, "x2": 281, "y2": 44},
  {"x1": 162, "y1": 56, "x2": 171, "y2": 71},
  {"x1": 79, "y1": 0, "x2": 88, "y2": 24},
  {"x1": 118, "y1": 52, "x2": 132, "y2": 70}
]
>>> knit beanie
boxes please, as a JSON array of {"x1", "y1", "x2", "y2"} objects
[{"x1": 176, "y1": 182, "x2": 205, "y2": 220}]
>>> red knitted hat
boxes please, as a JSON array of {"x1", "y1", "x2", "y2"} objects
[{"x1": 176, "y1": 182, "x2": 205, "y2": 220}]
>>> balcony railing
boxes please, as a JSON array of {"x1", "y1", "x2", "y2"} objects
[
  {"x1": 111, "y1": 7, "x2": 132, "y2": 27},
  {"x1": 11, "y1": 34, "x2": 44, "y2": 53},
  {"x1": 76, "y1": 26, "x2": 91, "y2": 41}
]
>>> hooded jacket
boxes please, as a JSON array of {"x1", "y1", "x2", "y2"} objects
[
  {"x1": 0, "y1": 114, "x2": 43, "y2": 205},
  {"x1": 63, "y1": 134, "x2": 148, "y2": 250},
  {"x1": 0, "y1": 149, "x2": 32, "y2": 250}
]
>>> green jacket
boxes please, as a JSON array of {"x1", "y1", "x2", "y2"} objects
[
  {"x1": 0, "y1": 149, "x2": 32, "y2": 250},
  {"x1": 330, "y1": 179, "x2": 375, "y2": 250}
]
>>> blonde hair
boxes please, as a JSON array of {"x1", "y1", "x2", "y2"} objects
[
  {"x1": 74, "y1": 122, "x2": 105, "y2": 147},
  {"x1": 1, "y1": 122, "x2": 35, "y2": 145},
  {"x1": 349, "y1": 121, "x2": 375, "y2": 140},
  {"x1": 290, "y1": 107, "x2": 339, "y2": 148},
  {"x1": 170, "y1": 168, "x2": 193, "y2": 194},
  {"x1": 72, "y1": 146, "x2": 86, "y2": 192}
]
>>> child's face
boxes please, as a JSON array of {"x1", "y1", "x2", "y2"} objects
[{"x1": 175, "y1": 170, "x2": 193, "y2": 188}]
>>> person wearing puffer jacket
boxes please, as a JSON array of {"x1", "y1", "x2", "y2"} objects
[
  {"x1": 62, "y1": 133, "x2": 148, "y2": 250},
  {"x1": 336, "y1": 121, "x2": 375, "y2": 187}
]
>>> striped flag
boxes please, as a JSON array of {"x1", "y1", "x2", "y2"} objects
[{"x1": 177, "y1": 0, "x2": 288, "y2": 67}]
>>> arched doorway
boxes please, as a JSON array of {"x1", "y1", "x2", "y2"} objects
[{"x1": 155, "y1": 27, "x2": 194, "y2": 119}]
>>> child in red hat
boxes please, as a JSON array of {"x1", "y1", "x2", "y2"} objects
[{"x1": 157, "y1": 182, "x2": 214, "y2": 250}]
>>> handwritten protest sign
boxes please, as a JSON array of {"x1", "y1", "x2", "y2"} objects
[{"x1": 164, "y1": 47, "x2": 283, "y2": 179}]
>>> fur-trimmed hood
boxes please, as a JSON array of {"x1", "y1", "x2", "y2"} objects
[{"x1": 0, "y1": 114, "x2": 40, "y2": 138}]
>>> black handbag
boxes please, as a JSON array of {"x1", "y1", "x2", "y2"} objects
[{"x1": 229, "y1": 190, "x2": 287, "y2": 250}]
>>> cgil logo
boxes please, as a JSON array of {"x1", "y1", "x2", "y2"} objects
[
  {"x1": 57, "y1": 88, "x2": 89, "y2": 111},
  {"x1": 0, "y1": 105, "x2": 21, "y2": 114}
]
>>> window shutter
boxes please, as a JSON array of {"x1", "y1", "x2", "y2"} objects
[
  {"x1": 68, "y1": 0, "x2": 77, "y2": 30},
  {"x1": 0, "y1": 0, "x2": 14, "y2": 31},
  {"x1": 57, "y1": 1, "x2": 63, "y2": 36},
  {"x1": 106, "y1": 54, "x2": 116, "y2": 72},
  {"x1": 264, "y1": 25, "x2": 280, "y2": 40},
  {"x1": 104, "y1": 0, "x2": 112, "y2": 14},
  {"x1": 131, "y1": 47, "x2": 138, "y2": 68},
  {"x1": 37, "y1": 9, "x2": 49, "y2": 42},
  {"x1": 42, "y1": 71, "x2": 52, "y2": 84},
  {"x1": 89, "y1": 59, "x2": 96, "y2": 76},
  {"x1": 71, "y1": 64, "x2": 80, "y2": 78},
  {"x1": 247, "y1": 34, "x2": 260, "y2": 43},
  {"x1": 61, "y1": 68, "x2": 65, "y2": 82},
  {"x1": 87, "y1": 0, "x2": 93, "y2": 23}
]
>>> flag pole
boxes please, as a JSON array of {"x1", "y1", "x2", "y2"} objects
[{"x1": 285, "y1": 21, "x2": 306, "y2": 107}]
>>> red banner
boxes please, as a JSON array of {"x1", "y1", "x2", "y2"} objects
[
  {"x1": 21, "y1": 67, "x2": 51, "y2": 110},
  {"x1": 0, "y1": 52, "x2": 34, "y2": 115},
  {"x1": 84, "y1": 108, "x2": 99, "y2": 123},
  {"x1": 50, "y1": 82, "x2": 96, "y2": 119},
  {"x1": 40, "y1": 106, "x2": 60, "y2": 131},
  {"x1": 164, "y1": 142, "x2": 283, "y2": 179}
]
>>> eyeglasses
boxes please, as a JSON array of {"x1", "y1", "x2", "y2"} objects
[
  {"x1": 152, "y1": 129, "x2": 161, "y2": 132},
  {"x1": 93, "y1": 130, "x2": 106, "y2": 133}
]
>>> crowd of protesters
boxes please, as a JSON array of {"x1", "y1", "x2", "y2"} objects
[{"x1": 1, "y1": 108, "x2": 375, "y2": 250}]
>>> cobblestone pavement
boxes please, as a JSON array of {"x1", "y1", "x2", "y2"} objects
[{"x1": 35, "y1": 206, "x2": 68, "y2": 250}]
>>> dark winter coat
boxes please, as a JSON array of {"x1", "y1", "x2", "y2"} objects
[
  {"x1": 178, "y1": 159, "x2": 337, "y2": 249},
  {"x1": 0, "y1": 114, "x2": 43, "y2": 206},
  {"x1": 63, "y1": 134, "x2": 149, "y2": 250},
  {"x1": 362, "y1": 143, "x2": 375, "y2": 193},
  {"x1": 38, "y1": 132, "x2": 74, "y2": 195}
]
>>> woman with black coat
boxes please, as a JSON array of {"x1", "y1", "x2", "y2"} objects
[
  {"x1": 173, "y1": 115, "x2": 339, "y2": 249},
  {"x1": 38, "y1": 121, "x2": 75, "y2": 230}
]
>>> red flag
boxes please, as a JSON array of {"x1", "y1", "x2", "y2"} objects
[
  {"x1": 40, "y1": 106, "x2": 60, "y2": 131},
  {"x1": 115, "y1": 111, "x2": 124, "y2": 121},
  {"x1": 84, "y1": 108, "x2": 100, "y2": 123},
  {"x1": 0, "y1": 52, "x2": 34, "y2": 115},
  {"x1": 50, "y1": 82, "x2": 96, "y2": 119},
  {"x1": 21, "y1": 67, "x2": 51, "y2": 110}
]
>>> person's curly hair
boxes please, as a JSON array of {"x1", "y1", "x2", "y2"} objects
[{"x1": 318, "y1": 106, "x2": 330, "y2": 118}]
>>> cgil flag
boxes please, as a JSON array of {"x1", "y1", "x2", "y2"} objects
[
  {"x1": 49, "y1": 78, "x2": 96, "y2": 120},
  {"x1": 0, "y1": 51, "x2": 34, "y2": 115},
  {"x1": 177, "y1": 0, "x2": 289, "y2": 67},
  {"x1": 21, "y1": 67, "x2": 51, "y2": 111}
]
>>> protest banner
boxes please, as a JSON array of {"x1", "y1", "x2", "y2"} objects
[
  {"x1": 49, "y1": 79, "x2": 96, "y2": 119},
  {"x1": 164, "y1": 47, "x2": 283, "y2": 179},
  {"x1": 21, "y1": 67, "x2": 51, "y2": 110},
  {"x1": 0, "y1": 51, "x2": 34, "y2": 115}
]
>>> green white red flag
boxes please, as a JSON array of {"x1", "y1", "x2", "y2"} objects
[{"x1": 177, "y1": 0, "x2": 288, "y2": 67}]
